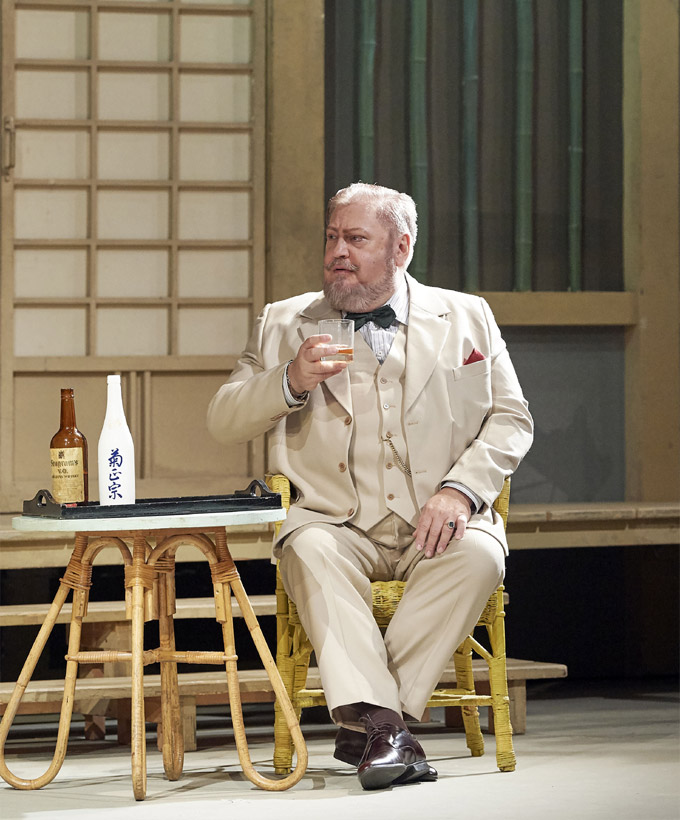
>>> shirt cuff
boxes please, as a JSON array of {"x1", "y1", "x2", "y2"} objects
[
  {"x1": 441, "y1": 481, "x2": 481, "y2": 516},
  {"x1": 283, "y1": 361, "x2": 309, "y2": 407}
]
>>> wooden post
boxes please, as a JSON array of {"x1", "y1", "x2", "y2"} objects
[
  {"x1": 623, "y1": 0, "x2": 680, "y2": 502},
  {"x1": 266, "y1": 0, "x2": 325, "y2": 303}
]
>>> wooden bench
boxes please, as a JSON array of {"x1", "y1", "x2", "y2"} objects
[
  {"x1": 0, "y1": 590, "x2": 566, "y2": 741},
  {"x1": 0, "y1": 658, "x2": 567, "y2": 748}
]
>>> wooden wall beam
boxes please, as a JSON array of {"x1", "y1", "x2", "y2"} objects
[
  {"x1": 481, "y1": 291, "x2": 638, "y2": 326},
  {"x1": 623, "y1": 0, "x2": 680, "y2": 501},
  {"x1": 266, "y1": 0, "x2": 325, "y2": 303}
]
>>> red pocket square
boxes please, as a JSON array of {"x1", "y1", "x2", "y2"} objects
[{"x1": 463, "y1": 348, "x2": 485, "y2": 365}]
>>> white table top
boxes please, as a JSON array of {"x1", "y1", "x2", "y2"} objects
[{"x1": 12, "y1": 507, "x2": 286, "y2": 533}]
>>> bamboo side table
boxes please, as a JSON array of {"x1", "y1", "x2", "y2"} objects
[{"x1": 0, "y1": 508, "x2": 307, "y2": 800}]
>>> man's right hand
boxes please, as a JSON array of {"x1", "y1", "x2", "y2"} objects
[{"x1": 287, "y1": 334, "x2": 349, "y2": 395}]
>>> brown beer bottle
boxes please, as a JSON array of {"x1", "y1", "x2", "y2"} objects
[{"x1": 50, "y1": 388, "x2": 88, "y2": 503}]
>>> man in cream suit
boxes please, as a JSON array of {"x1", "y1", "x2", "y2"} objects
[{"x1": 208, "y1": 183, "x2": 533, "y2": 790}]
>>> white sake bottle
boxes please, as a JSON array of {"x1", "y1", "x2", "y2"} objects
[{"x1": 98, "y1": 375, "x2": 136, "y2": 505}]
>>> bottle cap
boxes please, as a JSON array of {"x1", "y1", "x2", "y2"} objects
[{"x1": 107, "y1": 374, "x2": 121, "y2": 385}]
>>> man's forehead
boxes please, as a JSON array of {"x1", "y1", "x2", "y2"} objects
[{"x1": 327, "y1": 202, "x2": 384, "y2": 232}]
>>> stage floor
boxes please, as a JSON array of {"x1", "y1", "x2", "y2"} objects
[{"x1": 2, "y1": 679, "x2": 678, "y2": 820}]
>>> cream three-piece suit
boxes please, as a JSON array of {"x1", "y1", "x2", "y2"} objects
[{"x1": 208, "y1": 273, "x2": 533, "y2": 723}]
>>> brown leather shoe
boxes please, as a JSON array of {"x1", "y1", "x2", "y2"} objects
[
  {"x1": 334, "y1": 727, "x2": 367, "y2": 766},
  {"x1": 357, "y1": 718, "x2": 436, "y2": 790},
  {"x1": 335, "y1": 725, "x2": 437, "y2": 783}
]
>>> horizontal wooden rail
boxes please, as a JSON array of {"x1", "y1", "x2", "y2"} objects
[
  {"x1": 481, "y1": 291, "x2": 638, "y2": 326},
  {"x1": 0, "y1": 595, "x2": 276, "y2": 628},
  {"x1": 0, "y1": 659, "x2": 567, "y2": 739}
]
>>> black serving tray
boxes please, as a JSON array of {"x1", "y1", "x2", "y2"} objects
[{"x1": 22, "y1": 480, "x2": 281, "y2": 520}]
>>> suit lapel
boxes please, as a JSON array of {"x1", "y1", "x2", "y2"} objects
[
  {"x1": 404, "y1": 275, "x2": 451, "y2": 412},
  {"x1": 295, "y1": 278, "x2": 452, "y2": 416},
  {"x1": 298, "y1": 296, "x2": 353, "y2": 414}
]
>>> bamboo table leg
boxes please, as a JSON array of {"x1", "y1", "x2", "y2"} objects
[
  {"x1": 128, "y1": 533, "x2": 149, "y2": 801},
  {"x1": 156, "y1": 552, "x2": 183, "y2": 781},
  {"x1": 0, "y1": 535, "x2": 90, "y2": 789},
  {"x1": 211, "y1": 529, "x2": 308, "y2": 791}
]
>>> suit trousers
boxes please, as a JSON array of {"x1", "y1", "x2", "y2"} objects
[{"x1": 279, "y1": 518, "x2": 505, "y2": 728}]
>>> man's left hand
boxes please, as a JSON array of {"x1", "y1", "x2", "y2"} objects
[{"x1": 414, "y1": 487, "x2": 472, "y2": 559}]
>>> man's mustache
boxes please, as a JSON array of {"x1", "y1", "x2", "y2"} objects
[{"x1": 325, "y1": 258, "x2": 359, "y2": 273}]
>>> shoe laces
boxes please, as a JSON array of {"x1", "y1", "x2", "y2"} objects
[{"x1": 360, "y1": 715, "x2": 403, "y2": 744}]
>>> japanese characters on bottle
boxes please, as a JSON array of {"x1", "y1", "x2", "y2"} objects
[{"x1": 98, "y1": 374, "x2": 135, "y2": 505}]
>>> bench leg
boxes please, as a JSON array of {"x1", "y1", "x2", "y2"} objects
[
  {"x1": 151, "y1": 695, "x2": 197, "y2": 754},
  {"x1": 111, "y1": 699, "x2": 132, "y2": 745},
  {"x1": 78, "y1": 621, "x2": 131, "y2": 741},
  {"x1": 180, "y1": 697, "x2": 197, "y2": 752},
  {"x1": 444, "y1": 680, "x2": 527, "y2": 736}
]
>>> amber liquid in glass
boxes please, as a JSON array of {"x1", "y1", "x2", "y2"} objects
[
  {"x1": 321, "y1": 347, "x2": 354, "y2": 363},
  {"x1": 50, "y1": 388, "x2": 89, "y2": 503}
]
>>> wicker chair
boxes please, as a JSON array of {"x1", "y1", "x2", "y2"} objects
[{"x1": 268, "y1": 474, "x2": 516, "y2": 775}]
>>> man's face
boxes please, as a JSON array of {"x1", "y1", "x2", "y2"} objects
[{"x1": 323, "y1": 202, "x2": 407, "y2": 312}]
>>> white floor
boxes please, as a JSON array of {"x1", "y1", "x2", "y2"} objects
[{"x1": 2, "y1": 681, "x2": 678, "y2": 820}]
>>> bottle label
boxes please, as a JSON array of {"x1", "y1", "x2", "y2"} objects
[
  {"x1": 102, "y1": 447, "x2": 131, "y2": 503},
  {"x1": 50, "y1": 447, "x2": 85, "y2": 504}
]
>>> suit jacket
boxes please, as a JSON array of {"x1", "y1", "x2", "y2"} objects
[{"x1": 207, "y1": 274, "x2": 534, "y2": 555}]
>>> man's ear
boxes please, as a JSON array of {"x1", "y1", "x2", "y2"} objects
[{"x1": 395, "y1": 233, "x2": 411, "y2": 265}]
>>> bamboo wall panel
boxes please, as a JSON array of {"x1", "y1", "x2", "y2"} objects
[{"x1": 325, "y1": 0, "x2": 624, "y2": 294}]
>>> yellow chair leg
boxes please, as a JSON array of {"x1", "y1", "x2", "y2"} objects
[{"x1": 453, "y1": 642, "x2": 485, "y2": 757}]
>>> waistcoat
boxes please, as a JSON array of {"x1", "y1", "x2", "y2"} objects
[{"x1": 348, "y1": 326, "x2": 420, "y2": 532}]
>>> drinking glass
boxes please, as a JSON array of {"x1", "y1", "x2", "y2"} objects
[{"x1": 318, "y1": 319, "x2": 354, "y2": 362}]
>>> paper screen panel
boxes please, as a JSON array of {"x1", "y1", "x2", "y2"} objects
[
  {"x1": 179, "y1": 14, "x2": 250, "y2": 64},
  {"x1": 16, "y1": 70, "x2": 89, "y2": 120},
  {"x1": 178, "y1": 191, "x2": 249, "y2": 240},
  {"x1": 179, "y1": 74, "x2": 250, "y2": 122},
  {"x1": 15, "y1": 308, "x2": 87, "y2": 356},
  {"x1": 15, "y1": 189, "x2": 88, "y2": 240},
  {"x1": 177, "y1": 306, "x2": 249, "y2": 356},
  {"x1": 181, "y1": 0, "x2": 251, "y2": 5},
  {"x1": 98, "y1": 72, "x2": 170, "y2": 121},
  {"x1": 179, "y1": 132, "x2": 249, "y2": 181},
  {"x1": 98, "y1": 190, "x2": 169, "y2": 240},
  {"x1": 98, "y1": 131, "x2": 170, "y2": 180},
  {"x1": 15, "y1": 249, "x2": 88, "y2": 299},
  {"x1": 99, "y1": 12, "x2": 171, "y2": 62},
  {"x1": 97, "y1": 250, "x2": 168, "y2": 297},
  {"x1": 177, "y1": 249, "x2": 249, "y2": 298},
  {"x1": 97, "y1": 307, "x2": 168, "y2": 356},
  {"x1": 16, "y1": 9, "x2": 89, "y2": 60},
  {"x1": 16, "y1": 129, "x2": 90, "y2": 180}
]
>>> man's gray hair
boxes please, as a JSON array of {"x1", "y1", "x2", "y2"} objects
[{"x1": 326, "y1": 182, "x2": 418, "y2": 265}]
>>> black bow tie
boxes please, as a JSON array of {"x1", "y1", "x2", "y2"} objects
[{"x1": 344, "y1": 304, "x2": 397, "y2": 330}]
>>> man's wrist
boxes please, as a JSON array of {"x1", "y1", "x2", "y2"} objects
[
  {"x1": 441, "y1": 481, "x2": 480, "y2": 515},
  {"x1": 283, "y1": 361, "x2": 309, "y2": 406}
]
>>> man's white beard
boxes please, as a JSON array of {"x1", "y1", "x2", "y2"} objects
[{"x1": 324, "y1": 257, "x2": 398, "y2": 313}]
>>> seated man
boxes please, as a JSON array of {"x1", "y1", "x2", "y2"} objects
[{"x1": 207, "y1": 182, "x2": 533, "y2": 790}]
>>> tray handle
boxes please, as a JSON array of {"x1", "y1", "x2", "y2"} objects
[
  {"x1": 235, "y1": 479, "x2": 278, "y2": 499},
  {"x1": 23, "y1": 489, "x2": 63, "y2": 517}
]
